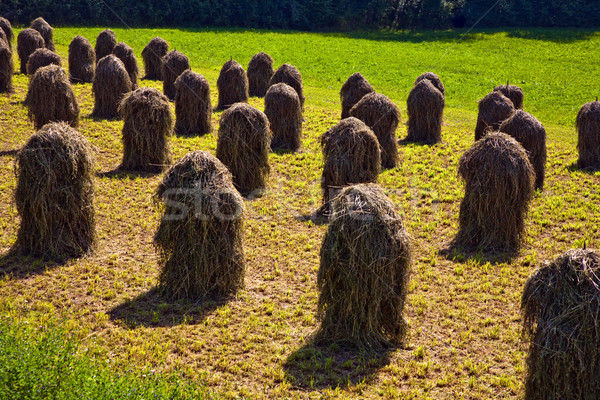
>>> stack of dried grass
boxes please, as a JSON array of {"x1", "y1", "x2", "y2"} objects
[
  {"x1": 0, "y1": 17, "x2": 13, "y2": 50},
  {"x1": 17, "y1": 28, "x2": 44, "y2": 74},
  {"x1": 499, "y1": 110, "x2": 547, "y2": 190},
  {"x1": 26, "y1": 48, "x2": 61, "y2": 76},
  {"x1": 521, "y1": 249, "x2": 600, "y2": 399},
  {"x1": 14, "y1": 122, "x2": 95, "y2": 260},
  {"x1": 414, "y1": 72, "x2": 445, "y2": 96},
  {"x1": 269, "y1": 63, "x2": 304, "y2": 110},
  {"x1": 141, "y1": 37, "x2": 168, "y2": 80},
  {"x1": 113, "y1": 42, "x2": 139, "y2": 89},
  {"x1": 91, "y1": 55, "x2": 132, "y2": 119},
  {"x1": 247, "y1": 52, "x2": 274, "y2": 97},
  {"x1": 0, "y1": 27, "x2": 8, "y2": 50},
  {"x1": 576, "y1": 100, "x2": 600, "y2": 170},
  {"x1": 216, "y1": 59, "x2": 248, "y2": 110},
  {"x1": 264, "y1": 82, "x2": 302, "y2": 151},
  {"x1": 154, "y1": 150, "x2": 245, "y2": 299},
  {"x1": 405, "y1": 79, "x2": 445, "y2": 144},
  {"x1": 340, "y1": 72, "x2": 375, "y2": 119},
  {"x1": 162, "y1": 50, "x2": 190, "y2": 101},
  {"x1": 68, "y1": 35, "x2": 95, "y2": 84},
  {"x1": 216, "y1": 103, "x2": 272, "y2": 196},
  {"x1": 30, "y1": 17, "x2": 55, "y2": 51},
  {"x1": 24, "y1": 65, "x2": 79, "y2": 129},
  {"x1": 95, "y1": 29, "x2": 116, "y2": 64},
  {"x1": 451, "y1": 132, "x2": 534, "y2": 253},
  {"x1": 119, "y1": 87, "x2": 173, "y2": 172},
  {"x1": 494, "y1": 83, "x2": 524, "y2": 109},
  {"x1": 475, "y1": 91, "x2": 515, "y2": 140},
  {"x1": 350, "y1": 92, "x2": 400, "y2": 169},
  {"x1": 174, "y1": 70, "x2": 212, "y2": 136},
  {"x1": 314, "y1": 184, "x2": 411, "y2": 350},
  {"x1": 0, "y1": 40, "x2": 13, "y2": 93},
  {"x1": 320, "y1": 117, "x2": 381, "y2": 214}
]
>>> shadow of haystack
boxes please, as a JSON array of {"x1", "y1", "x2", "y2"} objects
[{"x1": 0, "y1": 249, "x2": 64, "y2": 279}]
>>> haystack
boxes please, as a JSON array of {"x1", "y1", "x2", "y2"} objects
[
  {"x1": 521, "y1": 249, "x2": 600, "y2": 399},
  {"x1": 475, "y1": 91, "x2": 515, "y2": 140},
  {"x1": 95, "y1": 29, "x2": 116, "y2": 64},
  {"x1": 0, "y1": 28, "x2": 8, "y2": 50},
  {"x1": 0, "y1": 17, "x2": 13, "y2": 50},
  {"x1": 113, "y1": 42, "x2": 139, "y2": 89},
  {"x1": 320, "y1": 117, "x2": 381, "y2": 214},
  {"x1": 576, "y1": 101, "x2": 600, "y2": 170},
  {"x1": 405, "y1": 79, "x2": 445, "y2": 144},
  {"x1": 0, "y1": 40, "x2": 13, "y2": 94},
  {"x1": 216, "y1": 59, "x2": 248, "y2": 110},
  {"x1": 30, "y1": 17, "x2": 55, "y2": 51},
  {"x1": 499, "y1": 110, "x2": 547, "y2": 190},
  {"x1": 17, "y1": 28, "x2": 44, "y2": 74},
  {"x1": 340, "y1": 72, "x2": 375, "y2": 119},
  {"x1": 264, "y1": 82, "x2": 302, "y2": 151},
  {"x1": 247, "y1": 52, "x2": 274, "y2": 97},
  {"x1": 154, "y1": 150, "x2": 245, "y2": 299},
  {"x1": 414, "y1": 72, "x2": 445, "y2": 95},
  {"x1": 216, "y1": 103, "x2": 272, "y2": 196},
  {"x1": 91, "y1": 55, "x2": 132, "y2": 119},
  {"x1": 14, "y1": 121, "x2": 95, "y2": 260},
  {"x1": 141, "y1": 37, "x2": 168, "y2": 80},
  {"x1": 314, "y1": 183, "x2": 411, "y2": 350},
  {"x1": 26, "y1": 48, "x2": 61, "y2": 76},
  {"x1": 350, "y1": 92, "x2": 400, "y2": 169},
  {"x1": 269, "y1": 63, "x2": 304, "y2": 109},
  {"x1": 68, "y1": 35, "x2": 95, "y2": 83},
  {"x1": 25, "y1": 65, "x2": 79, "y2": 129},
  {"x1": 174, "y1": 70, "x2": 212, "y2": 136},
  {"x1": 452, "y1": 132, "x2": 534, "y2": 253},
  {"x1": 162, "y1": 50, "x2": 189, "y2": 101},
  {"x1": 119, "y1": 87, "x2": 172, "y2": 172},
  {"x1": 494, "y1": 83, "x2": 524, "y2": 109}
]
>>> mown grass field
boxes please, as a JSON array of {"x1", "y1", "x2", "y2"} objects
[{"x1": 1, "y1": 27, "x2": 599, "y2": 399}]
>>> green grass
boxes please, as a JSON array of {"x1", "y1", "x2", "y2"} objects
[{"x1": 0, "y1": 26, "x2": 599, "y2": 399}]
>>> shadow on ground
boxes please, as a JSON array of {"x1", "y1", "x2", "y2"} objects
[
  {"x1": 0, "y1": 250, "x2": 66, "y2": 279},
  {"x1": 97, "y1": 168, "x2": 160, "y2": 179}
]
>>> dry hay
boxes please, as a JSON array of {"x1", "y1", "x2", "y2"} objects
[
  {"x1": 14, "y1": 121, "x2": 95, "y2": 261},
  {"x1": 216, "y1": 59, "x2": 248, "y2": 110},
  {"x1": 91, "y1": 55, "x2": 132, "y2": 119},
  {"x1": 414, "y1": 72, "x2": 445, "y2": 96},
  {"x1": 314, "y1": 183, "x2": 411, "y2": 350},
  {"x1": 26, "y1": 48, "x2": 61, "y2": 76},
  {"x1": 475, "y1": 91, "x2": 515, "y2": 140},
  {"x1": 452, "y1": 132, "x2": 534, "y2": 253},
  {"x1": 494, "y1": 83, "x2": 524, "y2": 109},
  {"x1": 350, "y1": 92, "x2": 400, "y2": 169},
  {"x1": 0, "y1": 28, "x2": 8, "y2": 50},
  {"x1": 119, "y1": 87, "x2": 173, "y2": 172},
  {"x1": 269, "y1": 63, "x2": 304, "y2": 110},
  {"x1": 0, "y1": 40, "x2": 13, "y2": 94},
  {"x1": 405, "y1": 79, "x2": 445, "y2": 144},
  {"x1": 95, "y1": 29, "x2": 116, "y2": 64},
  {"x1": 113, "y1": 42, "x2": 139, "y2": 89},
  {"x1": 17, "y1": 28, "x2": 44, "y2": 74},
  {"x1": 30, "y1": 17, "x2": 55, "y2": 51},
  {"x1": 216, "y1": 103, "x2": 272, "y2": 196},
  {"x1": 264, "y1": 82, "x2": 302, "y2": 151},
  {"x1": 174, "y1": 69, "x2": 212, "y2": 136},
  {"x1": 24, "y1": 64, "x2": 79, "y2": 130},
  {"x1": 0, "y1": 17, "x2": 13, "y2": 50},
  {"x1": 521, "y1": 249, "x2": 600, "y2": 400},
  {"x1": 162, "y1": 50, "x2": 190, "y2": 101},
  {"x1": 320, "y1": 117, "x2": 381, "y2": 214},
  {"x1": 340, "y1": 72, "x2": 375, "y2": 119},
  {"x1": 576, "y1": 101, "x2": 600, "y2": 170},
  {"x1": 247, "y1": 52, "x2": 274, "y2": 97},
  {"x1": 499, "y1": 110, "x2": 547, "y2": 190},
  {"x1": 141, "y1": 37, "x2": 168, "y2": 80},
  {"x1": 154, "y1": 150, "x2": 245, "y2": 299},
  {"x1": 68, "y1": 35, "x2": 95, "y2": 84}
]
